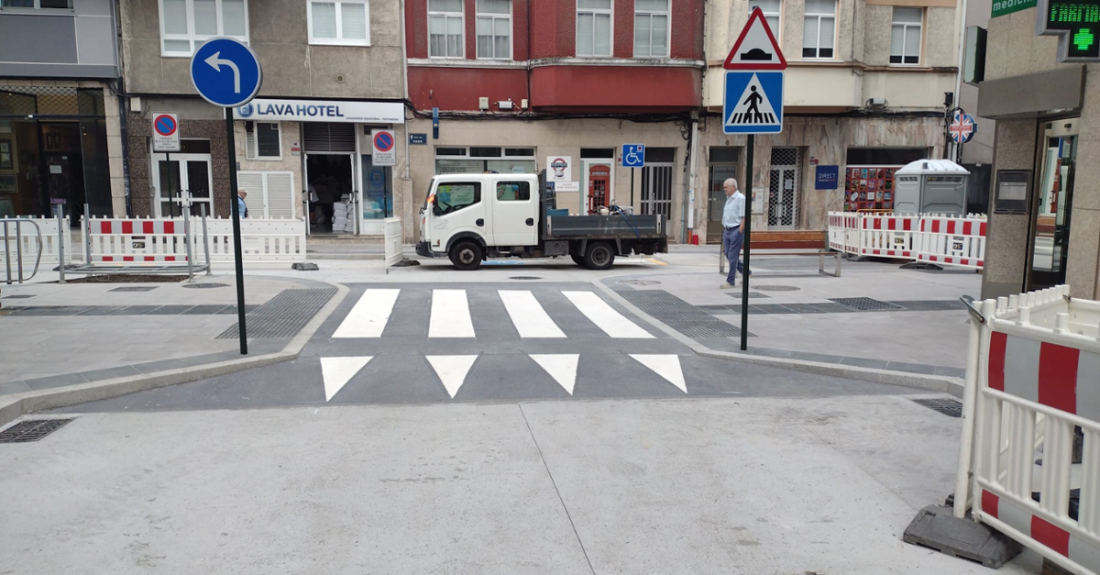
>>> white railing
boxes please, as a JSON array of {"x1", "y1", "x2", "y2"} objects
[
  {"x1": 0, "y1": 216, "x2": 72, "y2": 267},
  {"x1": 80, "y1": 216, "x2": 307, "y2": 265},
  {"x1": 828, "y1": 211, "x2": 988, "y2": 270},
  {"x1": 384, "y1": 217, "x2": 402, "y2": 269},
  {"x1": 954, "y1": 286, "x2": 1100, "y2": 575}
]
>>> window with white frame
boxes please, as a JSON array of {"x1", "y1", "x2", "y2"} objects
[
  {"x1": 434, "y1": 147, "x2": 536, "y2": 174},
  {"x1": 429, "y1": 0, "x2": 464, "y2": 58},
  {"x1": 577, "y1": 0, "x2": 612, "y2": 57},
  {"x1": 802, "y1": 0, "x2": 835, "y2": 59},
  {"x1": 476, "y1": 0, "x2": 511, "y2": 59},
  {"x1": 159, "y1": 0, "x2": 248, "y2": 57},
  {"x1": 0, "y1": 0, "x2": 72, "y2": 9},
  {"x1": 890, "y1": 8, "x2": 922, "y2": 65},
  {"x1": 748, "y1": 0, "x2": 781, "y2": 37},
  {"x1": 308, "y1": 0, "x2": 370, "y2": 45},
  {"x1": 245, "y1": 122, "x2": 281, "y2": 159},
  {"x1": 633, "y1": 0, "x2": 669, "y2": 57}
]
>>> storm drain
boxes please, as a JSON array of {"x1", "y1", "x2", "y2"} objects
[
  {"x1": 217, "y1": 288, "x2": 336, "y2": 339},
  {"x1": 911, "y1": 398, "x2": 963, "y2": 418},
  {"x1": 0, "y1": 418, "x2": 74, "y2": 443},
  {"x1": 618, "y1": 290, "x2": 745, "y2": 338},
  {"x1": 830, "y1": 297, "x2": 905, "y2": 311},
  {"x1": 109, "y1": 286, "x2": 158, "y2": 292},
  {"x1": 183, "y1": 283, "x2": 229, "y2": 289}
]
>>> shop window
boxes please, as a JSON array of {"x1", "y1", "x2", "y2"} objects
[
  {"x1": 577, "y1": 0, "x2": 612, "y2": 57},
  {"x1": 476, "y1": 0, "x2": 511, "y2": 59},
  {"x1": 496, "y1": 181, "x2": 530, "y2": 201},
  {"x1": 308, "y1": 0, "x2": 370, "y2": 46},
  {"x1": 0, "y1": 0, "x2": 72, "y2": 9},
  {"x1": 802, "y1": 0, "x2": 835, "y2": 59},
  {"x1": 434, "y1": 147, "x2": 536, "y2": 174},
  {"x1": 890, "y1": 8, "x2": 922, "y2": 65},
  {"x1": 749, "y1": 0, "x2": 781, "y2": 37},
  {"x1": 429, "y1": 0, "x2": 464, "y2": 58},
  {"x1": 159, "y1": 0, "x2": 248, "y2": 57},
  {"x1": 634, "y1": 0, "x2": 670, "y2": 58},
  {"x1": 246, "y1": 122, "x2": 281, "y2": 159}
]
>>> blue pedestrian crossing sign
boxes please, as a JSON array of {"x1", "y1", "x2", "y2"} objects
[
  {"x1": 622, "y1": 144, "x2": 645, "y2": 168},
  {"x1": 190, "y1": 38, "x2": 263, "y2": 108},
  {"x1": 723, "y1": 71, "x2": 783, "y2": 134}
]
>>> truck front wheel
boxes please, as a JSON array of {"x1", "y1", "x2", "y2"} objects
[
  {"x1": 449, "y1": 241, "x2": 483, "y2": 270},
  {"x1": 584, "y1": 242, "x2": 616, "y2": 270},
  {"x1": 570, "y1": 253, "x2": 585, "y2": 267}
]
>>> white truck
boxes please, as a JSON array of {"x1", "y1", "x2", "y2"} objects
[{"x1": 416, "y1": 171, "x2": 668, "y2": 270}]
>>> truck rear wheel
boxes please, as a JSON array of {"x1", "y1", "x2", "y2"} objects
[
  {"x1": 449, "y1": 241, "x2": 483, "y2": 271},
  {"x1": 584, "y1": 242, "x2": 616, "y2": 270}
]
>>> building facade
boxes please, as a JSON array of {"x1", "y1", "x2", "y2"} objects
[
  {"x1": 403, "y1": 0, "x2": 704, "y2": 243},
  {"x1": 0, "y1": 0, "x2": 123, "y2": 222},
  {"x1": 697, "y1": 0, "x2": 958, "y2": 243},
  {"x1": 118, "y1": 0, "x2": 407, "y2": 233},
  {"x1": 976, "y1": 4, "x2": 1100, "y2": 299}
]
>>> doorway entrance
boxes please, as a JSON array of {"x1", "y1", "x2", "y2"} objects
[
  {"x1": 767, "y1": 147, "x2": 801, "y2": 229},
  {"x1": 306, "y1": 154, "x2": 354, "y2": 234},
  {"x1": 1027, "y1": 119, "x2": 1078, "y2": 291},
  {"x1": 707, "y1": 148, "x2": 739, "y2": 241},
  {"x1": 152, "y1": 148, "x2": 213, "y2": 217}
]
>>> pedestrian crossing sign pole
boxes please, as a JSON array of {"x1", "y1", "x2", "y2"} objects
[{"x1": 722, "y1": 7, "x2": 787, "y2": 350}]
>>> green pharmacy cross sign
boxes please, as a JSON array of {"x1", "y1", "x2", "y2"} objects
[{"x1": 1037, "y1": 0, "x2": 1100, "y2": 61}]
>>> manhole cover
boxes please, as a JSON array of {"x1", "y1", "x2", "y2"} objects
[
  {"x1": 620, "y1": 279, "x2": 661, "y2": 287},
  {"x1": 0, "y1": 418, "x2": 74, "y2": 443},
  {"x1": 182, "y1": 283, "x2": 230, "y2": 289},
  {"x1": 755, "y1": 285, "x2": 800, "y2": 292},
  {"x1": 911, "y1": 398, "x2": 962, "y2": 418},
  {"x1": 109, "y1": 286, "x2": 158, "y2": 292},
  {"x1": 509, "y1": 276, "x2": 542, "y2": 280},
  {"x1": 830, "y1": 297, "x2": 904, "y2": 311}
]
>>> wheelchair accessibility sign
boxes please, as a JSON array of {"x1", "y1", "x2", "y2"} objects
[{"x1": 622, "y1": 144, "x2": 645, "y2": 168}]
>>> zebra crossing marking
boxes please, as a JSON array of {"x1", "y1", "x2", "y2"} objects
[
  {"x1": 426, "y1": 355, "x2": 478, "y2": 398},
  {"x1": 562, "y1": 291, "x2": 654, "y2": 339},
  {"x1": 630, "y1": 354, "x2": 687, "y2": 393},
  {"x1": 429, "y1": 289, "x2": 475, "y2": 338},
  {"x1": 499, "y1": 290, "x2": 566, "y2": 338},
  {"x1": 320, "y1": 356, "x2": 372, "y2": 401},
  {"x1": 333, "y1": 289, "x2": 399, "y2": 338},
  {"x1": 530, "y1": 354, "x2": 579, "y2": 395}
]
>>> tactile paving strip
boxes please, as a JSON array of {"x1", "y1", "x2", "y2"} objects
[{"x1": 217, "y1": 288, "x2": 336, "y2": 340}]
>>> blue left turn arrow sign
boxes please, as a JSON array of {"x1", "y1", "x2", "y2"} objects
[{"x1": 190, "y1": 38, "x2": 263, "y2": 108}]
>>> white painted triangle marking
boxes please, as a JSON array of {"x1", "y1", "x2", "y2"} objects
[
  {"x1": 530, "y1": 354, "x2": 579, "y2": 395},
  {"x1": 630, "y1": 354, "x2": 687, "y2": 393},
  {"x1": 320, "y1": 356, "x2": 372, "y2": 401},
  {"x1": 725, "y1": 73, "x2": 779, "y2": 128},
  {"x1": 426, "y1": 355, "x2": 478, "y2": 399}
]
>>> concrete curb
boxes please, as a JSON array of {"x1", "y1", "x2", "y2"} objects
[
  {"x1": 0, "y1": 282, "x2": 349, "y2": 428},
  {"x1": 592, "y1": 277, "x2": 965, "y2": 398}
]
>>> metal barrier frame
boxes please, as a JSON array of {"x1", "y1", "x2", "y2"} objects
[{"x1": 1, "y1": 218, "x2": 43, "y2": 284}]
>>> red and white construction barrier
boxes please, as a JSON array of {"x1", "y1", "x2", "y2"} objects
[
  {"x1": 85, "y1": 217, "x2": 190, "y2": 263},
  {"x1": 827, "y1": 212, "x2": 987, "y2": 270},
  {"x1": 954, "y1": 286, "x2": 1100, "y2": 575},
  {"x1": 81, "y1": 216, "x2": 307, "y2": 265}
]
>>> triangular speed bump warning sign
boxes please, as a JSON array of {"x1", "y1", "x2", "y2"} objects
[{"x1": 724, "y1": 7, "x2": 787, "y2": 70}]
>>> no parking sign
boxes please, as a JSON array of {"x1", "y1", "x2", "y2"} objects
[
  {"x1": 372, "y1": 129, "x2": 396, "y2": 166},
  {"x1": 152, "y1": 113, "x2": 180, "y2": 152}
]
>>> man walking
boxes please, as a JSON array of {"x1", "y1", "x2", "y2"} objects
[
  {"x1": 237, "y1": 189, "x2": 249, "y2": 218},
  {"x1": 721, "y1": 178, "x2": 749, "y2": 288}
]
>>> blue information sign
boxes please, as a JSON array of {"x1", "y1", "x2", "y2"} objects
[
  {"x1": 622, "y1": 144, "x2": 645, "y2": 168},
  {"x1": 723, "y1": 71, "x2": 784, "y2": 134},
  {"x1": 190, "y1": 38, "x2": 263, "y2": 108},
  {"x1": 409, "y1": 133, "x2": 428, "y2": 145},
  {"x1": 815, "y1": 165, "x2": 839, "y2": 190}
]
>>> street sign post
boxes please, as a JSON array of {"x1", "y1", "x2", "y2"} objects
[
  {"x1": 723, "y1": 8, "x2": 787, "y2": 350},
  {"x1": 191, "y1": 37, "x2": 263, "y2": 355}
]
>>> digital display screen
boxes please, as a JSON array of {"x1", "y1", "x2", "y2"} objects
[{"x1": 1045, "y1": 0, "x2": 1100, "y2": 59}]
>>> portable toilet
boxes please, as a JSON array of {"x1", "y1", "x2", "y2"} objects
[{"x1": 893, "y1": 159, "x2": 969, "y2": 216}]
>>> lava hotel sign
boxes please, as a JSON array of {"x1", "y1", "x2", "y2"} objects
[{"x1": 234, "y1": 99, "x2": 405, "y2": 123}]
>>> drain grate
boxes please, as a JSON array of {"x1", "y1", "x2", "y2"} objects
[
  {"x1": 509, "y1": 276, "x2": 542, "y2": 280},
  {"x1": 109, "y1": 286, "x2": 158, "y2": 292},
  {"x1": 183, "y1": 283, "x2": 229, "y2": 289},
  {"x1": 911, "y1": 398, "x2": 963, "y2": 418},
  {"x1": 830, "y1": 297, "x2": 905, "y2": 311},
  {"x1": 218, "y1": 288, "x2": 336, "y2": 339},
  {"x1": 755, "y1": 285, "x2": 800, "y2": 292},
  {"x1": 2, "y1": 294, "x2": 34, "y2": 299},
  {"x1": 0, "y1": 418, "x2": 74, "y2": 443}
]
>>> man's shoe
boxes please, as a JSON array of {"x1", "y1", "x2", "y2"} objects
[{"x1": 720, "y1": 283, "x2": 736, "y2": 289}]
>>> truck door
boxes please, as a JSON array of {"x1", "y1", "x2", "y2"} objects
[
  {"x1": 431, "y1": 181, "x2": 486, "y2": 250},
  {"x1": 490, "y1": 179, "x2": 538, "y2": 246}
]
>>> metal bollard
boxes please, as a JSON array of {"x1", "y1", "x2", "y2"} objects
[
  {"x1": 84, "y1": 203, "x2": 92, "y2": 264},
  {"x1": 56, "y1": 207, "x2": 66, "y2": 284},
  {"x1": 15, "y1": 220, "x2": 23, "y2": 284},
  {"x1": 201, "y1": 204, "x2": 212, "y2": 275},
  {"x1": 183, "y1": 195, "x2": 195, "y2": 281},
  {"x1": 3, "y1": 221, "x2": 11, "y2": 285}
]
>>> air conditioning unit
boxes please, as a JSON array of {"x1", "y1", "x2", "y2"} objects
[{"x1": 867, "y1": 97, "x2": 888, "y2": 109}]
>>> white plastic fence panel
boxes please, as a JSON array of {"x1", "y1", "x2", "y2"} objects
[
  {"x1": 959, "y1": 286, "x2": 1100, "y2": 575},
  {"x1": 84, "y1": 217, "x2": 190, "y2": 262},
  {"x1": 916, "y1": 215, "x2": 987, "y2": 269},
  {"x1": 203, "y1": 217, "x2": 307, "y2": 262},
  {"x1": 385, "y1": 217, "x2": 402, "y2": 267},
  {"x1": 0, "y1": 217, "x2": 71, "y2": 267},
  {"x1": 859, "y1": 213, "x2": 919, "y2": 259}
]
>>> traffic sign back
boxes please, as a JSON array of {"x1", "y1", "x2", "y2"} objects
[
  {"x1": 724, "y1": 8, "x2": 787, "y2": 70},
  {"x1": 190, "y1": 38, "x2": 263, "y2": 108}
]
